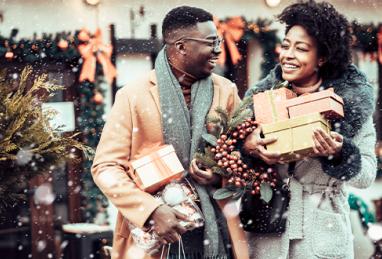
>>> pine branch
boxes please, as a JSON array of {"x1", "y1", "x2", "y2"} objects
[
  {"x1": 194, "y1": 152, "x2": 217, "y2": 167},
  {"x1": 227, "y1": 108, "x2": 253, "y2": 132},
  {"x1": 214, "y1": 106, "x2": 229, "y2": 131}
]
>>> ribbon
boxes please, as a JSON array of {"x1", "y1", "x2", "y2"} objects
[
  {"x1": 378, "y1": 26, "x2": 382, "y2": 64},
  {"x1": 266, "y1": 90, "x2": 279, "y2": 122},
  {"x1": 77, "y1": 28, "x2": 117, "y2": 84},
  {"x1": 214, "y1": 16, "x2": 245, "y2": 65}
]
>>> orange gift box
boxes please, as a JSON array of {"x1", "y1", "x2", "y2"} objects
[
  {"x1": 128, "y1": 145, "x2": 185, "y2": 194},
  {"x1": 252, "y1": 88, "x2": 296, "y2": 124},
  {"x1": 285, "y1": 88, "x2": 344, "y2": 119}
]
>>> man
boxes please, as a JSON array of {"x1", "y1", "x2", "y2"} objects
[{"x1": 91, "y1": 6, "x2": 246, "y2": 259}]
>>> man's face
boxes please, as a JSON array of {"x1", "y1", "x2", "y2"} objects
[{"x1": 181, "y1": 21, "x2": 222, "y2": 79}]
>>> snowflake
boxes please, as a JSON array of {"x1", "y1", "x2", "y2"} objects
[
  {"x1": 16, "y1": 148, "x2": 33, "y2": 166},
  {"x1": 34, "y1": 184, "x2": 55, "y2": 205},
  {"x1": 37, "y1": 240, "x2": 46, "y2": 252}
]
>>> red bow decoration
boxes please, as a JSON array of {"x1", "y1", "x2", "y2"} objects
[
  {"x1": 378, "y1": 26, "x2": 382, "y2": 64},
  {"x1": 77, "y1": 28, "x2": 117, "y2": 84},
  {"x1": 214, "y1": 16, "x2": 246, "y2": 66}
]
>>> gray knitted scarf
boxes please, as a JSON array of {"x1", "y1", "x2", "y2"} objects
[{"x1": 155, "y1": 47, "x2": 227, "y2": 258}]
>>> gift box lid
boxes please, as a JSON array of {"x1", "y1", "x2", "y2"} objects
[
  {"x1": 285, "y1": 87, "x2": 343, "y2": 107},
  {"x1": 253, "y1": 87, "x2": 297, "y2": 101},
  {"x1": 262, "y1": 113, "x2": 329, "y2": 133},
  {"x1": 130, "y1": 145, "x2": 179, "y2": 170}
]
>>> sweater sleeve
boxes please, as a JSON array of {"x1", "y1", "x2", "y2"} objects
[{"x1": 320, "y1": 117, "x2": 377, "y2": 188}]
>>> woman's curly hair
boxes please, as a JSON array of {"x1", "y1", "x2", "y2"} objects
[{"x1": 277, "y1": 0, "x2": 352, "y2": 79}]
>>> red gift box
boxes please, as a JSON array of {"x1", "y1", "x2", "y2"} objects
[
  {"x1": 252, "y1": 88, "x2": 297, "y2": 124},
  {"x1": 285, "y1": 88, "x2": 344, "y2": 119},
  {"x1": 128, "y1": 145, "x2": 185, "y2": 193}
]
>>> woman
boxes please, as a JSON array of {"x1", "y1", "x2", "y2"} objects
[{"x1": 243, "y1": 1, "x2": 377, "y2": 258}]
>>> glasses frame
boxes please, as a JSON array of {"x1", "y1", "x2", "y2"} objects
[{"x1": 169, "y1": 36, "x2": 224, "y2": 52}]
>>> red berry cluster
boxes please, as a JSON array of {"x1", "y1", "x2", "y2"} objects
[{"x1": 210, "y1": 118, "x2": 278, "y2": 195}]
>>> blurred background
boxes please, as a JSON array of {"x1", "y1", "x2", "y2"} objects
[{"x1": 0, "y1": 0, "x2": 381, "y2": 258}]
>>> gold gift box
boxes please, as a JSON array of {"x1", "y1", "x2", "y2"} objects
[
  {"x1": 262, "y1": 113, "x2": 331, "y2": 162},
  {"x1": 129, "y1": 145, "x2": 185, "y2": 193}
]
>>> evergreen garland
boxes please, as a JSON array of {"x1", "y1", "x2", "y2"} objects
[
  {"x1": 351, "y1": 21, "x2": 380, "y2": 53},
  {"x1": 77, "y1": 79, "x2": 108, "y2": 223},
  {"x1": 0, "y1": 29, "x2": 80, "y2": 66},
  {"x1": 244, "y1": 18, "x2": 280, "y2": 79},
  {"x1": 0, "y1": 30, "x2": 109, "y2": 222}
]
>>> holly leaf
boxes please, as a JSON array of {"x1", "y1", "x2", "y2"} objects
[
  {"x1": 232, "y1": 187, "x2": 245, "y2": 200},
  {"x1": 202, "y1": 133, "x2": 218, "y2": 146},
  {"x1": 213, "y1": 187, "x2": 236, "y2": 200},
  {"x1": 260, "y1": 182, "x2": 273, "y2": 203}
]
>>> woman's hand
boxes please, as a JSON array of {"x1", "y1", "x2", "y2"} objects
[
  {"x1": 242, "y1": 125, "x2": 282, "y2": 165},
  {"x1": 312, "y1": 128, "x2": 343, "y2": 159},
  {"x1": 189, "y1": 159, "x2": 220, "y2": 185}
]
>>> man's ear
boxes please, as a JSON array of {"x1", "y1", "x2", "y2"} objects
[{"x1": 175, "y1": 41, "x2": 187, "y2": 55}]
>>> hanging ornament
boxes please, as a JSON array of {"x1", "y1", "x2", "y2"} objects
[
  {"x1": 78, "y1": 29, "x2": 91, "y2": 42},
  {"x1": 57, "y1": 39, "x2": 69, "y2": 50},
  {"x1": 377, "y1": 26, "x2": 382, "y2": 64},
  {"x1": 93, "y1": 91, "x2": 104, "y2": 104},
  {"x1": 5, "y1": 51, "x2": 14, "y2": 60}
]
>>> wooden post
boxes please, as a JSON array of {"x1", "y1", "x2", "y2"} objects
[
  {"x1": 377, "y1": 33, "x2": 382, "y2": 142},
  {"x1": 110, "y1": 24, "x2": 118, "y2": 104},
  {"x1": 29, "y1": 175, "x2": 55, "y2": 259},
  {"x1": 64, "y1": 74, "x2": 84, "y2": 224},
  {"x1": 150, "y1": 24, "x2": 158, "y2": 68}
]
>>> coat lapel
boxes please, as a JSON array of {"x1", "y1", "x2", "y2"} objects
[{"x1": 148, "y1": 70, "x2": 161, "y2": 114}]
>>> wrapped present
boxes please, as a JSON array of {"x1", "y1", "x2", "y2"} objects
[
  {"x1": 129, "y1": 145, "x2": 185, "y2": 193},
  {"x1": 262, "y1": 113, "x2": 330, "y2": 162},
  {"x1": 129, "y1": 182, "x2": 204, "y2": 254},
  {"x1": 252, "y1": 87, "x2": 297, "y2": 124},
  {"x1": 285, "y1": 88, "x2": 344, "y2": 119}
]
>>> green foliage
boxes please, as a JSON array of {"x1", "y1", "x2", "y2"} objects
[
  {"x1": 77, "y1": 79, "x2": 108, "y2": 223},
  {"x1": 0, "y1": 30, "x2": 80, "y2": 65},
  {"x1": 201, "y1": 133, "x2": 218, "y2": 147},
  {"x1": 260, "y1": 182, "x2": 273, "y2": 203},
  {"x1": 194, "y1": 152, "x2": 217, "y2": 168},
  {"x1": 0, "y1": 66, "x2": 93, "y2": 211}
]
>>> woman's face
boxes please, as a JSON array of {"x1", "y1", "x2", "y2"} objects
[{"x1": 279, "y1": 25, "x2": 323, "y2": 87}]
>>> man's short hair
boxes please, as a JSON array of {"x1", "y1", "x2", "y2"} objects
[{"x1": 162, "y1": 6, "x2": 213, "y2": 40}]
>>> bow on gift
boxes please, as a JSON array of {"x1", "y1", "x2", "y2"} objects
[
  {"x1": 77, "y1": 28, "x2": 117, "y2": 84},
  {"x1": 378, "y1": 26, "x2": 382, "y2": 64},
  {"x1": 214, "y1": 16, "x2": 245, "y2": 66}
]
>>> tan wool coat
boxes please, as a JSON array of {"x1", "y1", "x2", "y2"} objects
[{"x1": 91, "y1": 70, "x2": 249, "y2": 259}]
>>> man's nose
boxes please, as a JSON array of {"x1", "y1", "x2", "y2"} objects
[{"x1": 213, "y1": 44, "x2": 222, "y2": 55}]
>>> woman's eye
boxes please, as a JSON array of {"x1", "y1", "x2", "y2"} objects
[
  {"x1": 281, "y1": 44, "x2": 289, "y2": 49},
  {"x1": 297, "y1": 47, "x2": 308, "y2": 52}
]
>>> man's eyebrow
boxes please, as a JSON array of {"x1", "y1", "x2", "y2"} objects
[{"x1": 205, "y1": 34, "x2": 219, "y2": 39}]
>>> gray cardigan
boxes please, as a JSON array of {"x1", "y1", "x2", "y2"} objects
[{"x1": 245, "y1": 64, "x2": 377, "y2": 259}]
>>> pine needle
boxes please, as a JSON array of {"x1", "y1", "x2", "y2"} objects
[{"x1": 0, "y1": 66, "x2": 93, "y2": 211}]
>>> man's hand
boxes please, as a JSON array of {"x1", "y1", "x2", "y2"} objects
[
  {"x1": 189, "y1": 159, "x2": 220, "y2": 185},
  {"x1": 242, "y1": 125, "x2": 281, "y2": 165},
  {"x1": 148, "y1": 204, "x2": 188, "y2": 244},
  {"x1": 312, "y1": 128, "x2": 343, "y2": 159}
]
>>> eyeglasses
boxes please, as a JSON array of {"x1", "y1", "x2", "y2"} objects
[{"x1": 169, "y1": 36, "x2": 224, "y2": 52}]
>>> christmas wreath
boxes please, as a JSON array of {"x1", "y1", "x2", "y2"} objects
[{"x1": 194, "y1": 97, "x2": 279, "y2": 203}]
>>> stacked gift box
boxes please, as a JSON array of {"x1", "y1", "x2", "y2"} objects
[{"x1": 252, "y1": 85, "x2": 344, "y2": 162}]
